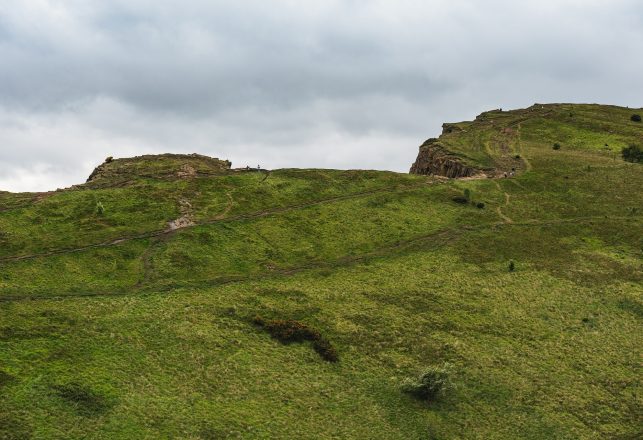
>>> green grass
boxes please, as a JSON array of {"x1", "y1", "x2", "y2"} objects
[{"x1": 0, "y1": 104, "x2": 641, "y2": 439}]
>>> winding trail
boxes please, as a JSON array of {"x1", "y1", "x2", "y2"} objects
[
  {"x1": 516, "y1": 122, "x2": 533, "y2": 172},
  {"x1": 493, "y1": 181, "x2": 513, "y2": 224},
  {"x1": 1, "y1": 213, "x2": 639, "y2": 303}
]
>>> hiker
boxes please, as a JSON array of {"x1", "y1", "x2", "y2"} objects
[
  {"x1": 504, "y1": 172, "x2": 508, "y2": 178},
  {"x1": 246, "y1": 165, "x2": 250, "y2": 170},
  {"x1": 257, "y1": 164, "x2": 261, "y2": 171}
]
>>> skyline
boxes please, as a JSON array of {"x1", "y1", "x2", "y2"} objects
[{"x1": 1, "y1": 0, "x2": 642, "y2": 192}]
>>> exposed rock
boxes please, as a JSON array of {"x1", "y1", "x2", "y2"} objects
[
  {"x1": 441, "y1": 123, "x2": 463, "y2": 135},
  {"x1": 177, "y1": 164, "x2": 197, "y2": 178},
  {"x1": 168, "y1": 198, "x2": 195, "y2": 230},
  {"x1": 86, "y1": 153, "x2": 232, "y2": 185},
  {"x1": 409, "y1": 139, "x2": 480, "y2": 178}
]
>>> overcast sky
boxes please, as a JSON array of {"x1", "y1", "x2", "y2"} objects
[{"x1": 1, "y1": 0, "x2": 642, "y2": 192}]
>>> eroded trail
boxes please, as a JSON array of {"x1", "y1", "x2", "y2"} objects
[{"x1": 493, "y1": 181, "x2": 513, "y2": 224}]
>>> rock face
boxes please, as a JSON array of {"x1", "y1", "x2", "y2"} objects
[{"x1": 410, "y1": 139, "x2": 479, "y2": 178}]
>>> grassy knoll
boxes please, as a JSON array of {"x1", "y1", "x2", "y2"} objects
[{"x1": 0, "y1": 104, "x2": 641, "y2": 439}]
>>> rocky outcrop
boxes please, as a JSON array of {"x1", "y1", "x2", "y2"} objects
[
  {"x1": 410, "y1": 139, "x2": 480, "y2": 178},
  {"x1": 86, "y1": 153, "x2": 232, "y2": 184}
]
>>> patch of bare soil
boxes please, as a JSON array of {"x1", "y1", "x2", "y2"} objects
[{"x1": 168, "y1": 198, "x2": 195, "y2": 230}]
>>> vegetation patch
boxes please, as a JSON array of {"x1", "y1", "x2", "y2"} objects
[
  {"x1": 401, "y1": 363, "x2": 455, "y2": 402},
  {"x1": 253, "y1": 316, "x2": 338, "y2": 362},
  {"x1": 630, "y1": 114, "x2": 641, "y2": 122},
  {"x1": 51, "y1": 382, "x2": 114, "y2": 417},
  {"x1": 621, "y1": 145, "x2": 642, "y2": 163},
  {"x1": 0, "y1": 370, "x2": 15, "y2": 387},
  {"x1": 451, "y1": 196, "x2": 468, "y2": 204}
]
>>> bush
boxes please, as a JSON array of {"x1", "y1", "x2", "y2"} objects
[
  {"x1": 622, "y1": 145, "x2": 642, "y2": 163},
  {"x1": 631, "y1": 114, "x2": 641, "y2": 122},
  {"x1": 552, "y1": 143, "x2": 561, "y2": 150},
  {"x1": 463, "y1": 189, "x2": 471, "y2": 201},
  {"x1": 452, "y1": 196, "x2": 468, "y2": 204},
  {"x1": 95, "y1": 201, "x2": 105, "y2": 215},
  {"x1": 476, "y1": 202, "x2": 485, "y2": 209},
  {"x1": 508, "y1": 260, "x2": 515, "y2": 272},
  {"x1": 401, "y1": 363, "x2": 455, "y2": 402},
  {"x1": 253, "y1": 316, "x2": 338, "y2": 362},
  {"x1": 105, "y1": 156, "x2": 114, "y2": 163}
]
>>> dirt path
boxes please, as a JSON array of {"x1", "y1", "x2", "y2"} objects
[
  {"x1": 493, "y1": 181, "x2": 513, "y2": 224},
  {"x1": 2, "y1": 213, "x2": 640, "y2": 303},
  {"x1": 214, "y1": 192, "x2": 234, "y2": 220}
]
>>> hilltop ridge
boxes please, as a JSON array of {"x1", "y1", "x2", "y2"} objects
[
  {"x1": 85, "y1": 153, "x2": 232, "y2": 187},
  {"x1": 411, "y1": 103, "x2": 643, "y2": 178}
]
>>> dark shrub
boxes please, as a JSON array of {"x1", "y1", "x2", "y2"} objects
[
  {"x1": 552, "y1": 143, "x2": 561, "y2": 150},
  {"x1": 514, "y1": 154, "x2": 521, "y2": 159},
  {"x1": 105, "y1": 156, "x2": 114, "y2": 163},
  {"x1": 508, "y1": 260, "x2": 515, "y2": 272},
  {"x1": 452, "y1": 196, "x2": 468, "y2": 204},
  {"x1": 312, "y1": 338, "x2": 339, "y2": 362},
  {"x1": 463, "y1": 189, "x2": 471, "y2": 201},
  {"x1": 622, "y1": 145, "x2": 642, "y2": 163},
  {"x1": 253, "y1": 316, "x2": 338, "y2": 362},
  {"x1": 631, "y1": 114, "x2": 641, "y2": 122},
  {"x1": 401, "y1": 363, "x2": 455, "y2": 402},
  {"x1": 476, "y1": 202, "x2": 485, "y2": 209}
]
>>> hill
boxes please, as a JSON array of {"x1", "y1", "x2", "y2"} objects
[{"x1": 0, "y1": 104, "x2": 641, "y2": 439}]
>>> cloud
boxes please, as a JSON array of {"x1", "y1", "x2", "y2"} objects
[{"x1": 1, "y1": 0, "x2": 642, "y2": 191}]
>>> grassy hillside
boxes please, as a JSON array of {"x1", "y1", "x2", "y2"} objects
[{"x1": 1, "y1": 104, "x2": 641, "y2": 439}]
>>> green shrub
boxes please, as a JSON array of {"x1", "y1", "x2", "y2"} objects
[
  {"x1": 401, "y1": 363, "x2": 455, "y2": 402},
  {"x1": 508, "y1": 260, "x2": 515, "y2": 272},
  {"x1": 552, "y1": 143, "x2": 561, "y2": 150},
  {"x1": 621, "y1": 145, "x2": 642, "y2": 163},
  {"x1": 476, "y1": 202, "x2": 485, "y2": 209},
  {"x1": 95, "y1": 201, "x2": 105, "y2": 215},
  {"x1": 463, "y1": 189, "x2": 471, "y2": 201},
  {"x1": 631, "y1": 114, "x2": 641, "y2": 122},
  {"x1": 253, "y1": 316, "x2": 338, "y2": 362}
]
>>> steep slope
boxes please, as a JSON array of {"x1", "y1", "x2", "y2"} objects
[{"x1": 0, "y1": 104, "x2": 641, "y2": 439}]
